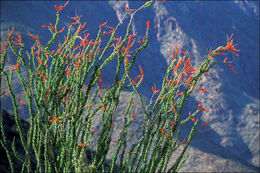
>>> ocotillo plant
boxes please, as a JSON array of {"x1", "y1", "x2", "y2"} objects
[{"x1": 0, "y1": 1, "x2": 240, "y2": 172}]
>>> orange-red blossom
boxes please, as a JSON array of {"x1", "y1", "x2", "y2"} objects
[
  {"x1": 49, "y1": 114, "x2": 62, "y2": 123},
  {"x1": 78, "y1": 143, "x2": 88, "y2": 147},
  {"x1": 19, "y1": 100, "x2": 27, "y2": 105},
  {"x1": 11, "y1": 32, "x2": 22, "y2": 46},
  {"x1": 132, "y1": 74, "x2": 141, "y2": 85},
  {"x1": 125, "y1": 6, "x2": 135, "y2": 14},
  {"x1": 146, "y1": 21, "x2": 150, "y2": 28},
  {"x1": 131, "y1": 111, "x2": 136, "y2": 119},
  {"x1": 224, "y1": 57, "x2": 237, "y2": 73},
  {"x1": 83, "y1": 103, "x2": 94, "y2": 109},
  {"x1": 198, "y1": 104, "x2": 210, "y2": 112},
  {"x1": 27, "y1": 32, "x2": 41, "y2": 46},
  {"x1": 7, "y1": 26, "x2": 15, "y2": 39},
  {"x1": 200, "y1": 88, "x2": 207, "y2": 93},
  {"x1": 101, "y1": 104, "x2": 106, "y2": 111},
  {"x1": 173, "y1": 56, "x2": 186, "y2": 72},
  {"x1": 1, "y1": 42, "x2": 6, "y2": 54},
  {"x1": 152, "y1": 85, "x2": 160, "y2": 94},
  {"x1": 167, "y1": 73, "x2": 182, "y2": 85},
  {"x1": 10, "y1": 60, "x2": 21, "y2": 71},
  {"x1": 69, "y1": 15, "x2": 82, "y2": 22},
  {"x1": 98, "y1": 72, "x2": 102, "y2": 91},
  {"x1": 171, "y1": 102, "x2": 177, "y2": 114},
  {"x1": 202, "y1": 119, "x2": 210, "y2": 128},
  {"x1": 170, "y1": 120, "x2": 175, "y2": 128},
  {"x1": 54, "y1": 1, "x2": 69, "y2": 12},
  {"x1": 160, "y1": 128, "x2": 164, "y2": 133},
  {"x1": 93, "y1": 130, "x2": 98, "y2": 134},
  {"x1": 220, "y1": 33, "x2": 240, "y2": 56},
  {"x1": 36, "y1": 68, "x2": 47, "y2": 83}
]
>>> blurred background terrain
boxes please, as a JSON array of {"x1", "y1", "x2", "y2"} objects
[{"x1": 1, "y1": 1, "x2": 259, "y2": 172}]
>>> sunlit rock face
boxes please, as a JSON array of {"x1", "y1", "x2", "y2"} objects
[{"x1": 1, "y1": 1, "x2": 259, "y2": 172}]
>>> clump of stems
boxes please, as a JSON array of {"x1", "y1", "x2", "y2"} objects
[{"x1": 0, "y1": 1, "x2": 239, "y2": 172}]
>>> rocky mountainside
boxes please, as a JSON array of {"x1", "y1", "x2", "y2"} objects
[{"x1": 1, "y1": 1, "x2": 259, "y2": 172}]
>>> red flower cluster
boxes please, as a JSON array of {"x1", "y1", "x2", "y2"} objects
[
  {"x1": 220, "y1": 33, "x2": 240, "y2": 56},
  {"x1": 10, "y1": 59, "x2": 21, "y2": 71},
  {"x1": 49, "y1": 114, "x2": 62, "y2": 123},
  {"x1": 54, "y1": 1, "x2": 69, "y2": 12},
  {"x1": 198, "y1": 104, "x2": 210, "y2": 112},
  {"x1": 152, "y1": 84, "x2": 160, "y2": 94}
]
